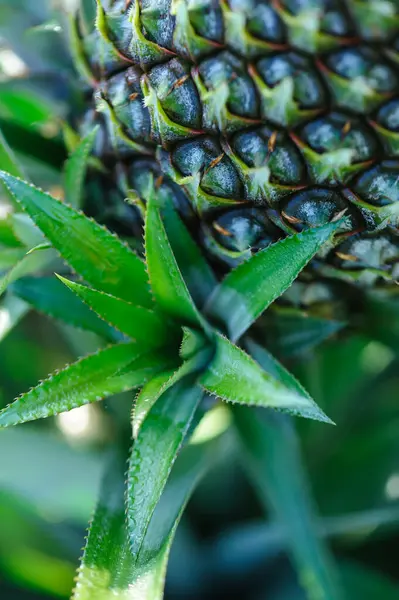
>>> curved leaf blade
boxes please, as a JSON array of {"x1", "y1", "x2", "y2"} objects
[
  {"x1": 64, "y1": 127, "x2": 98, "y2": 208},
  {"x1": 57, "y1": 276, "x2": 175, "y2": 349},
  {"x1": 73, "y1": 435, "x2": 224, "y2": 600},
  {"x1": 0, "y1": 342, "x2": 168, "y2": 428},
  {"x1": 145, "y1": 191, "x2": 204, "y2": 329},
  {"x1": 0, "y1": 246, "x2": 55, "y2": 297},
  {"x1": 132, "y1": 345, "x2": 212, "y2": 438},
  {"x1": 127, "y1": 376, "x2": 203, "y2": 557},
  {"x1": 162, "y1": 206, "x2": 217, "y2": 308},
  {"x1": 131, "y1": 436, "x2": 228, "y2": 599},
  {"x1": 0, "y1": 172, "x2": 152, "y2": 306},
  {"x1": 234, "y1": 409, "x2": 343, "y2": 600},
  {"x1": 206, "y1": 222, "x2": 341, "y2": 341},
  {"x1": 11, "y1": 277, "x2": 117, "y2": 341},
  {"x1": 0, "y1": 127, "x2": 25, "y2": 179},
  {"x1": 73, "y1": 451, "x2": 135, "y2": 600},
  {"x1": 200, "y1": 333, "x2": 332, "y2": 423}
]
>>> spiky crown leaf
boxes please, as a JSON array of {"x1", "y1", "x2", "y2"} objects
[{"x1": 0, "y1": 167, "x2": 344, "y2": 597}]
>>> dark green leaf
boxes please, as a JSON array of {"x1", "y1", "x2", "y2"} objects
[
  {"x1": 57, "y1": 276, "x2": 176, "y2": 349},
  {"x1": 0, "y1": 173, "x2": 152, "y2": 306},
  {"x1": 206, "y1": 222, "x2": 341, "y2": 341},
  {"x1": 11, "y1": 277, "x2": 117, "y2": 341},
  {"x1": 0, "y1": 342, "x2": 168, "y2": 427},
  {"x1": 145, "y1": 190, "x2": 205, "y2": 329},
  {"x1": 234, "y1": 408, "x2": 343, "y2": 600},
  {"x1": 262, "y1": 310, "x2": 345, "y2": 358},
  {"x1": 361, "y1": 291, "x2": 399, "y2": 352},
  {"x1": 340, "y1": 562, "x2": 399, "y2": 599},
  {"x1": 127, "y1": 376, "x2": 202, "y2": 557},
  {"x1": 200, "y1": 333, "x2": 332, "y2": 423},
  {"x1": 64, "y1": 127, "x2": 98, "y2": 208}
]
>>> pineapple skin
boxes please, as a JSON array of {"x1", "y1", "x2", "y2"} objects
[{"x1": 74, "y1": 0, "x2": 399, "y2": 293}]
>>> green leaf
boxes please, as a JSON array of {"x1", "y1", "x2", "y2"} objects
[
  {"x1": 246, "y1": 338, "x2": 324, "y2": 402},
  {"x1": 234, "y1": 408, "x2": 343, "y2": 600},
  {"x1": 206, "y1": 222, "x2": 341, "y2": 341},
  {"x1": 11, "y1": 213, "x2": 46, "y2": 248},
  {"x1": 131, "y1": 436, "x2": 227, "y2": 599},
  {"x1": 133, "y1": 370, "x2": 177, "y2": 438},
  {"x1": 340, "y1": 562, "x2": 399, "y2": 600},
  {"x1": 132, "y1": 346, "x2": 212, "y2": 438},
  {"x1": 200, "y1": 333, "x2": 332, "y2": 423},
  {"x1": 0, "y1": 173, "x2": 152, "y2": 306},
  {"x1": 0, "y1": 342, "x2": 169, "y2": 428},
  {"x1": 72, "y1": 450, "x2": 135, "y2": 600},
  {"x1": 0, "y1": 245, "x2": 55, "y2": 297},
  {"x1": 57, "y1": 276, "x2": 176, "y2": 350},
  {"x1": 0, "y1": 293, "x2": 29, "y2": 342},
  {"x1": 162, "y1": 206, "x2": 217, "y2": 309},
  {"x1": 0, "y1": 247, "x2": 26, "y2": 270},
  {"x1": 0, "y1": 127, "x2": 25, "y2": 179},
  {"x1": 73, "y1": 434, "x2": 223, "y2": 600},
  {"x1": 11, "y1": 277, "x2": 117, "y2": 341},
  {"x1": 145, "y1": 190, "x2": 204, "y2": 329},
  {"x1": 361, "y1": 291, "x2": 399, "y2": 352},
  {"x1": 0, "y1": 216, "x2": 24, "y2": 248},
  {"x1": 64, "y1": 127, "x2": 98, "y2": 208},
  {"x1": 127, "y1": 376, "x2": 202, "y2": 557},
  {"x1": 262, "y1": 310, "x2": 345, "y2": 358}
]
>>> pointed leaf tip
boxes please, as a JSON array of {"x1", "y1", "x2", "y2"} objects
[
  {"x1": 0, "y1": 172, "x2": 152, "y2": 307},
  {"x1": 200, "y1": 333, "x2": 333, "y2": 424},
  {"x1": 206, "y1": 221, "x2": 342, "y2": 341}
]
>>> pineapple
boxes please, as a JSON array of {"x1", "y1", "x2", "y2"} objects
[
  {"x1": 1, "y1": 2, "x2": 399, "y2": 599},
  {"x1": 69, "y1": 0, "x2": 399, "y2": 308}
]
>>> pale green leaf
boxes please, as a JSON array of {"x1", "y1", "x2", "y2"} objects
[
  {"x1": 0, "y1": 342, "x2": 169, "y2": 428},
  {"x1": 0, "y1": 247, "x2": 26, "y2": 270},
  {"x1": 200, "y1": 333, "x2": 332, "y2": 423},
  {"x1": 0, "y1": 172, "x2": 152, "y2": 306},
  {"x1": 0, "y1": 293, "x2": 29, "y2": 342},
  {"x1": 11, "y1": 213, "x2": 46, "y2": 248},
  {"x1": 0, "y1": 245, "x2": 55, "y2": 296},
  {"x1": 11, "y1": 277, "x2": 117, "y2": 341},
  {"x1": 127, "y1": 376, "x2": 203, "y2": 557},
  {"x1": 64, "y1": 127, "x2": 98, "y2": 208},
  {"x1": 145, "y1": 191, "x2": 204, "y2": 329},
  {"x1": 57, "y1": 276, "x2": 176, "y2": 349},
  {"x1": 234, "y1": 408, "x2": 343, "y2": 600},
  {"x1": 206, "y1": 222, "x2": 341, "y2": 341}
]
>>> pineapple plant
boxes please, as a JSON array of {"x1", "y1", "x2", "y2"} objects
[{"x1": 0, "y1": 0, "x2": 399, "y2": 599}]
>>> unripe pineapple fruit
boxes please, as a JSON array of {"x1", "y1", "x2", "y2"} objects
[{"x1": 72, "y1": 0, "x2": 399, "y2": 294}]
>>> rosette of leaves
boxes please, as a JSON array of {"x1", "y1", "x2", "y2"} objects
[{"x1": 0, "y1": 159, "x2": 347, "y2": 599}]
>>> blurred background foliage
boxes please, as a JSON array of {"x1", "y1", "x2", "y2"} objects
[{"x1": 0, "y1": 1, "x2": 399, "y2": 599}]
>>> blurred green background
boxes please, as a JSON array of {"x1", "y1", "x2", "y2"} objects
[{"x1": 0, "y1": 0, "x2": 399, "y2": 598}]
